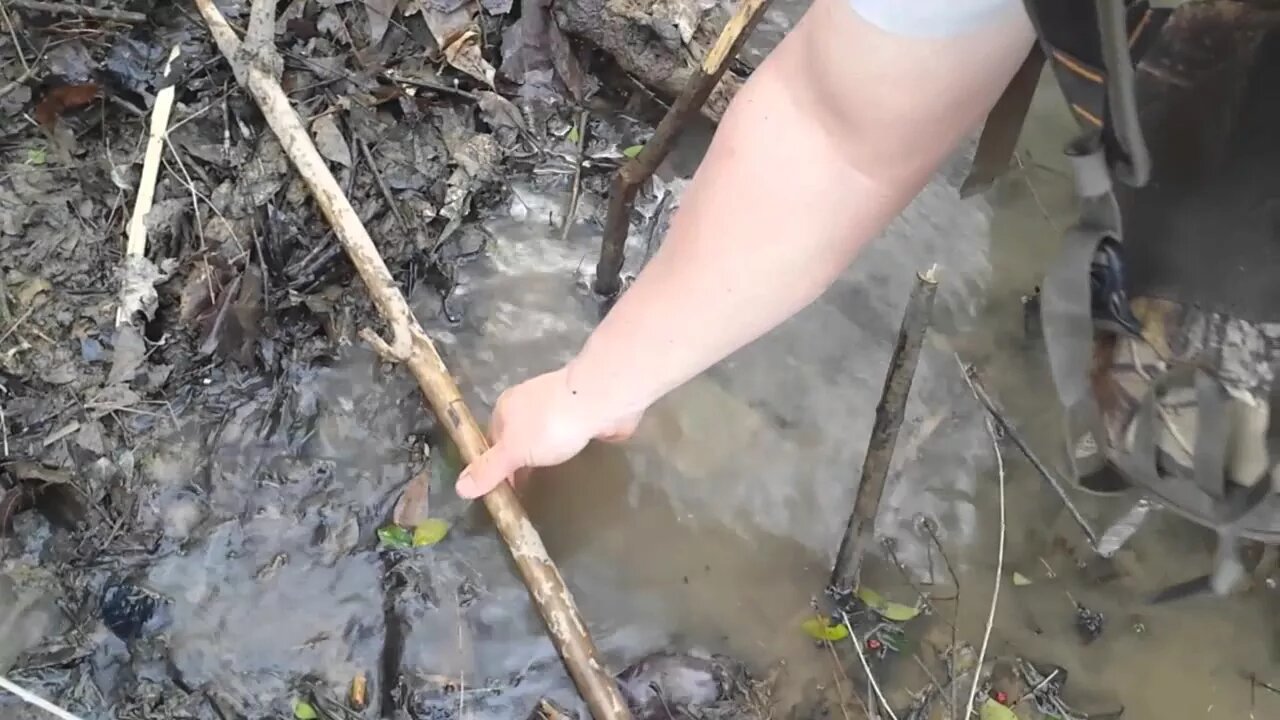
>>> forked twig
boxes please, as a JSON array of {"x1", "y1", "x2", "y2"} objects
[
  {"x1": 192, "y1": 2, "x2": 631, "y2": 717},
  {"x1": 594, "y1": 0, "x2": 772, "y2": 295}
]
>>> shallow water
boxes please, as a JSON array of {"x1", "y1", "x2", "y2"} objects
[{"x1": 5, "y1": 5, "x2": 1280, "y2": 720}]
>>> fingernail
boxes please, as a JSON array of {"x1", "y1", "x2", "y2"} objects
[{"x1": 455, "y1": 471, "x2": 477, "y2": 499}]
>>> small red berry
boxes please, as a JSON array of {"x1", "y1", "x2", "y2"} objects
[
  {"x1": 866, "y1": 638, "x2": 882, "y2": 651},
  {"x1": 993, "y1": 690, "x2": 1009, "y2": 705}
]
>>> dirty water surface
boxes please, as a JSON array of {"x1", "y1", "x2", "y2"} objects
[{"x1": 1, "y1": 1, "x2": 1279, "y2": 720}]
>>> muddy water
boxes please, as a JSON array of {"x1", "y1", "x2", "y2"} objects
[{"x1": 8, "y1": 10, "x2": 1280, "y2": 720}]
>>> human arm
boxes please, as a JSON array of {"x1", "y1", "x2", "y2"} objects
[{"x1": 456, "y1": 0, "x2": 1036, "y2": 498}]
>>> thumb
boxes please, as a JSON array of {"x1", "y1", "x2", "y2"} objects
[{"x1": 455, "y1": 442, "x2": 523, "y2": 499}]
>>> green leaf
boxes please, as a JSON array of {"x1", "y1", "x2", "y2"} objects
[
  {"x1": 567, "y1": 126, "x2": 580, "y2": 144},
  {"x1": 800, "y1": 616, "x2": 849, "y2": 642},
  {"x1": 412, "y1": 518, "x2": 451, "y2": 547},
  {"x1": 1012, "y1": 571, "x2": 1033, "y2": 586},
  {"x1": 437, "y1": 442, "x2": 463, "y2": 485},
  {"x1": 622, "y1": 144, "x2": 644, "y2": 158},
  {"x1": 979, "y1": 698, "x2": 1018, "y2": 720},
  {"x1": 856, "y1": 587, "x2": 922, "y2": 622},
  {"x1": 293, "y1": 700, "x2": 319, "y2": 720},
  {"x1": 26, "y1": 147, "x2": 46, "y2": 165},
  {"x1": 377, "y1": 525, "x2": 413, "y2": 549}
]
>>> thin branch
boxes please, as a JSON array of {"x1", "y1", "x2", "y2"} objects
[
  {"x1": 0, "y1": 675, "x2": 88, "y2": 720},
  {"x1": 8, "y1": 0, "x2": 146, "y2": 23},
  {"x1": 838, "y1": 610, "x2": 900, "y2": 720},
  {"x1": 963, "y1": 416, "x2": 1007, "y2": 720},
  {"x1": 958, "y1": 357, "x2": 1100, "y2": 547},
  {"x1": 594, "y1": 0, "x2": 773, "y2": 295},
  {"x1": 0, "y1": 0, "x2": 30, "y2": 74},
  {"x1": 559, "y1": 109, "x2": 588, "y2": 244}
]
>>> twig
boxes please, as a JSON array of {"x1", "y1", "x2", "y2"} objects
[
  {"x1": 193, "y1": 3, "x2": 632, "y2": 718},
  {"x1": 594, "y1": 0, "x2": 773, "y2": 295},
  {"x1": 831, "y1": 266, "x2": 939, "y2": 591},
  {"x1": 0, "y1": 58, "x2": 36, "y2": 101},
  {"x1": 0, "y1": 399, "x2": 9, "y2": 457},
  {"x1": 559, "y1": 109, "x2": 588, "y2": 244},
  {"x1": 0, "y1": 675, "x2": 88, "y2": 720},
  {"x1": 811, "y1": 601, "x2": 869, "y2": 720},
  {"x1": 838, "y1": 611, "x2": 900, "y2": 720},
  {"x1": 357, "y1": 137, "x2": 407, "y2": 231},
  {"x1": 0, "y1": 302, "x2": 36, "y2": 348},
  {"x1": 8, "y1": 0, "x2": 146, "y2": 22},
  {"x1": 0, "y1": 0, "x2": 30, "y2": 74},
  {"x1": 117, "y1": 42, "x2": 181, "y2": 326},
  {"x1": 958, "y1": 358, "x2": 1101, "y2": 547},
  {"x1": 963, "y1": 416, "x2": 1007, "y2": 720}
]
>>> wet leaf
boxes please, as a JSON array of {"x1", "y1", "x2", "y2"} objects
[
  {"x1": 108, "y1": 323, "x2": 148, "y2": 386},
  {"x1": 34, "y1": 83, "x2": 99, "y2": 129},
  {"x1": 622, "y1": 144, "x2": 644, "y2": 158},
  {"x1": 365, "y1": 0, "x2": 398, "y2": 45},
  {"x1": 856, "y1": 587, "x2": 922, "y2": 622},
  {"x1": 479, "y1": 0, "x2": 514, "y2": 15},
  {"x1": 1012, "y1": 571, "x2": 1033, "y2": 586},
  {"x1": 312, "y1": 114, "x2": 352, "y2": 168},
  {"x1": 392, "y1": 470, "x2": 431, "y2": 528},
  {"x1": 800, "y1": 617, "x2": 849, "y2": 642},
  {"x1": 443, "y1": 29, "x2": 497, "y2": 87},
  {"x1": 476, "y1": 91, "x2": 528, "y2": 134},
  {"x1": 979, "y1": 698, "x2": 1018, "y2": 720},
  {"x1": 293, "y1": 700, "x2": 319, "y2": 720},
  {"x1": 350, "y1": 672, "x2": 368, "y2": 710},
  {"x1": 377, "y1": 525, "x2": 413, "y2": 549},
  {"x1": 0, "y1": 487, "x2": 33, "y2": 537},
  {"x1": 26, "y1": 147, "x2": 46, "y2": 165},
  {"x1": 412, "y1": 518, "x2": 451, "y2": 547}
]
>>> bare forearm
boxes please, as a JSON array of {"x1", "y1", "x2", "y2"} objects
[
  {"x1": 569, "y1": 61, "x2": 908, "y2": 418},
  {"x1": 567, "y1": 0, "x2": 1034, "y2": 422}
]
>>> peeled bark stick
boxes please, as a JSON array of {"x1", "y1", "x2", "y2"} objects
[
  {"x1": 830, "y1": 267, "x2": 939, "y2": 593},
  {"x1": 194, "y1": 3, "x2": 632, "y2": 719},
  {"x1": 116, "y1": 42, "x2": 181, "y2": 326},
  {"x1": 593, "y1": 0, "x2": 772, "y2": 297}
]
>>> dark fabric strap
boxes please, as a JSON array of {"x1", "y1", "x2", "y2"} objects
[{"x1": 1018, "y1": 0, "x2": 1171, "y2": 184}]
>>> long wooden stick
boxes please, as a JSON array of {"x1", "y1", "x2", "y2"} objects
[
  {"x1": 592, "y1": 0, "x2": 772, "y2": 297},
  {"x1": 830, "y1": 267, "x2": 938, "y2": 592},
  {"x1": 193, "y1": 3, "x2": 632, "y2": 718}
]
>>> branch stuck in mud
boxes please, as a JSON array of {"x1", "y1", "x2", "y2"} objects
[
  {"x1": 193, "y1": 2, "x2": 633, "y2": 718},
  {"x1": 593, "y1": 0, "x2": 773, "y2": 297},
  {"x1": 830, "y1": 266, "x2": 938, "y2": 593}
]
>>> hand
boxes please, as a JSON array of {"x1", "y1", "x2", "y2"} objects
[{"x1": 454, "y1": 365, "x2": 642, "y2": 499}]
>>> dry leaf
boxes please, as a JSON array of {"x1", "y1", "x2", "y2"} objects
[
  {"x1": 392, "y1": 470, "x2": 431, "y2": 528},
  {"x1": 34, "y1": 83, "x2": 99, "y2": 129},
  {"x1": 365, "y1": 0, "x2": 399, "y2": 45},
  {"x1": 420, "y1": 5, "x2": 476, "y2": 49},
  {"x1": 312, "y1": 114, "x2": 352, "y2": 167},
  {"x1": 476, "y1": 91, "x2": 527, "y2": 133},
  {"x1": 443, "y1": 29, "x2": 496, "y2": 87}
]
